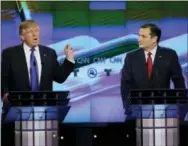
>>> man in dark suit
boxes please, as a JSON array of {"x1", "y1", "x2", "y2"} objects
[
  {"x1": 1, "y1": 20, "x2": 75, "y2": 146},
  {"x1": 121, "y1": 23, "x2": 185, "y2": 112},
  {"x1": 1, "y1": 19, "x2": 75, "y2": 99}
]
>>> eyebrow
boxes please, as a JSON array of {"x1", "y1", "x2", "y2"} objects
[{"x1": 139, "y1": 34, "x2": 147, "y2": 37}]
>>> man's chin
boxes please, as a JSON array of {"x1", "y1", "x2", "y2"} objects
[
  {"x1": 139, "y1": 45, "x2": 144, "y2": 48},
  {"x1": 31, "y1": 42, "x2": 39, "y2": 47}
]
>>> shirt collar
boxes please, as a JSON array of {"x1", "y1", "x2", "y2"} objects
[
  {"x1": 144, "y1": 46, "x2": 157, "y2": 56},
  {"x1": 23, "y1": 43, "x2": 39, "y2": 53}
]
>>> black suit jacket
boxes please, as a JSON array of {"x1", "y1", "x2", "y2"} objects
[
  {"x1": 1, "y1": 44, "x2": 75, "y2": 95},
  {"x1": 121, "y1": 46, "x2": 185, "y2": 109}
]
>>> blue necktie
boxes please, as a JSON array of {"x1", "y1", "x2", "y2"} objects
[{"x1": 30, "y1": 48, "x2": 38, "y2": 91}]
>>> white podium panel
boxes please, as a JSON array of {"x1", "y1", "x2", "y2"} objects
[
  {"x1": 136, "y1": 118, "x2": 179, "y2": 146},
  {"x1": 15, "y1": 120, "x2": 58, "y2": 146},
  {"x1": 134, "y1": 105, "x2": 180, "y2": 146}
]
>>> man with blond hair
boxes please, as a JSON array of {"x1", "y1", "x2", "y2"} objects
[{"x1": 1, "y1": 20, "x2": 75, "y2": 146}]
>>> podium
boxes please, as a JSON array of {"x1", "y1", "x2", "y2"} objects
[
  {"x1": 128, "y1": 89, "x2": 188, "y2": 146},
  {"x1": 2, "y1": 91, "x2": 71, "y2": 146}
]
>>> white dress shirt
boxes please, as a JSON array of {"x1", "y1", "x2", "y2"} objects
[
  {"x1": 144, "y1": 46, "x2": 157, "y2": 64},
  {"x1": 23, "y1": 43, "x2": 42, "y2": 84}
]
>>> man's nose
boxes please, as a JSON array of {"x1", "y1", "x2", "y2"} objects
[
  {"x1": 32, "y1": 32, "x2": 37, "y2": 37},
  {"x1": 138, "y1": 38, "x2": 142, "y2": 42}
]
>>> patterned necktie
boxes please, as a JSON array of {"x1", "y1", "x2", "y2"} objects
[
  {"x1": 147, "y1": 52, "x2": 152, "y2": 79},
  {"x1": 30, "y1": 48, "x2": 38, "y2": 91}
]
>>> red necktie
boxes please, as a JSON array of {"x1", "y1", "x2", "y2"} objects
[{"x1": 147, "y1": 52, "x2": 152, "y2": 79}]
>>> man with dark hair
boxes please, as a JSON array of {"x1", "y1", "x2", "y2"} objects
[
  {"x1": 140, "y1": 23, "x2": 161, "y2": 43},
  {"x1": 121, "y1": 23, "x2": 185, "y2": 112}
]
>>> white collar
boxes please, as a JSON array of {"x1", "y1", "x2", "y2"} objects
[
  {"x1": 23, "y1": 43, "x2": 39, "y2": 52},
  {"x1": 144, "y1": 46, "x2": 157, "y2": 56}
]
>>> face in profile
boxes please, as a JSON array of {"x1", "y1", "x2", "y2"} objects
[
  {"x1": 20, "y1": 24, "x2": 40, "y2": 48},
  {"x1": 138, "y1": 28, "x2": 157, "y2": 50}
]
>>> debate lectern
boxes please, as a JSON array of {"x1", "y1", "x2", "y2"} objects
[
  {"x1": 2, "y1": 91, "x2": 71, "y2": 146},
  {"x1": 128, "y1": 89, "x2": 188, "y2": 146}
]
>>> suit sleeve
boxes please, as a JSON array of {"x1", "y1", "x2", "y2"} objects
[
  {"x1": 121, "y1": 54, "x2": 133, "y2": 111},
  {"x1": 1, "y1": 49, "x2": 10, "y2": 97},
  {"x1": 170, "y1": 50, "x2": 185, "y2": 89},
  {"x1": 52, "y1": 50, "x2": 75, "y2": 83}
]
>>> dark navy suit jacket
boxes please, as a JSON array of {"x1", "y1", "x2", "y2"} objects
[
  {"x1": 1, "y1": 44, "x2": 74, "y2": 95},
  {"x1": 121, "y1": 46, "x2": 185, "y2": 110}
]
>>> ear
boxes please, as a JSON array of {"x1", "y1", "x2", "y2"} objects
[
  {"x1": 152, "y1": 36, "x2": 157, "y2": 43},
  {"x1": 20, "y1": 35, "x2": 24, "y2": 41}
]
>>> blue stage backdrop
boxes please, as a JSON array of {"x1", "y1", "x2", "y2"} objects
[{"x1": 1, "y1": 1, "x2": 188, "y2": 123}]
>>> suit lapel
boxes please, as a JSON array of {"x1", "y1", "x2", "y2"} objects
[
  {"x1": 151, "y1": 46, "x2": 162, "y2": 79},
  {"x1": 138, "y1": 49, "x2": 149, "y2": 82},
  {"x1": 38, "y1": 46, "x2": 47, "y2": 89},
  {"x1": 18, "y1": 45, "x2": 30, "y2": 89}
]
